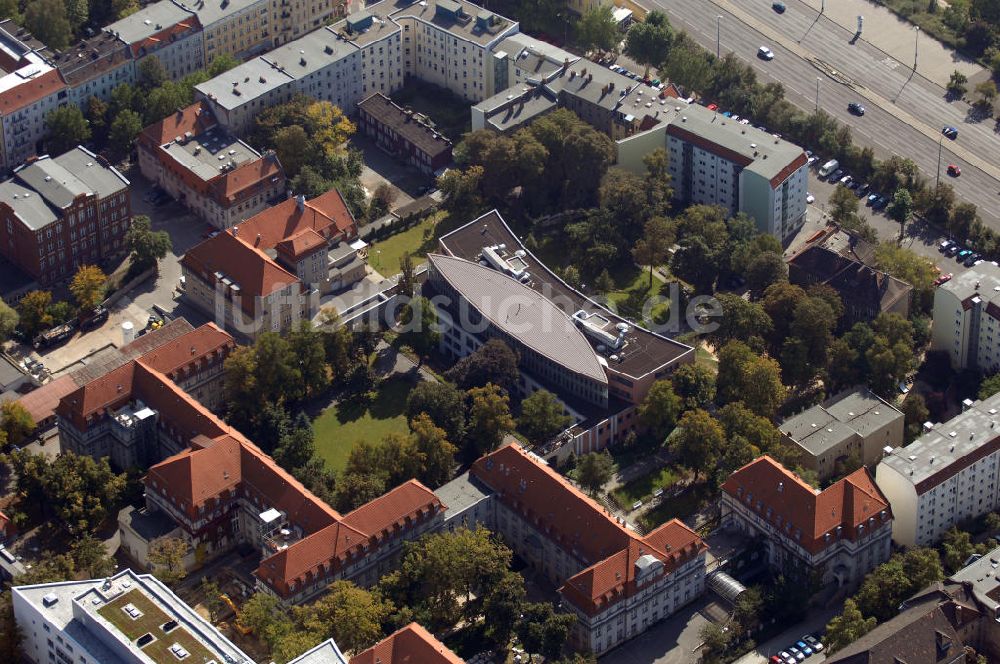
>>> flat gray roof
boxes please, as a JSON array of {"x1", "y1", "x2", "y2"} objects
[
  {"x1": 287, "y1": 639, "x2": 348, "y2": 664},
  {"x1": 329, "y1": 12, "x2": 401, "y2": 48},
  {"x1": 177, "y1": 0, "x2": 262, "y2": 30},
  {"x1": 106, "y1": 1, "x2": 197, "y2": 43},
  {"x1": 880, "y1": 391, "x2": 1000, "y2": 489},
  {"x1": 389, "y1": 0, "x2": 515, "y2": 46},
  {"x1": 499, "y1": 33, "x2": 577, "y2": 80},
  {"x1": 435, "y1": 471, "x2": 493, "y2": 516},
  {"x1": 782, "y1": 387, "x2": 902, "y2": 456},
  {"x1": 548, "y1": 63, "x2": 662, "y2": 113},
  {"x1": 949, "y1": 545, "x2": 1000, "y2": 614},
  {"x1": 160, "y1": 129, "x2": 258, "y2": 182},
  {"x1": 0, "y1": 180, "x2": 57, "y2": 230},
  {"x1": 939, "y1": 260, "x2": 1000, "y2": 302},
  {"x1": 429, "y1": 253, "x2": 608, "y2": 384},
  {"x1": 0, "y1": 354, "x2": 24, "y2": 389},
  {"x1": 669, "y1": 103, "x2": 805, "y2": 181},
  {"x1": 196, "y1": 57, "x2": 292, "y2": 111}
]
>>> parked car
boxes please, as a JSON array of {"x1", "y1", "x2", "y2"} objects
[
  {"x1": 806, "y1": 192, "x2": 815, "y2": 204},
  {"x1": 796, "y1": 640, "x2": 813, "y2": 656},
  {"x1": 770, "y1": 657, "x2": 783, "y2": 664},
  {"x1": 807, "y1": 155, "x2": 818, "y2": 166},
  {"x1": 828, "y1": 168, "x2": 845, "y2": 182},
  {"x1": 80, "y1": 305, "x2": 109, "y2": 331},
  {"x1": 935, "y1": 273, "x2": 954, "y2": 285},
  {"x1": 940, "y1": 239, "x2": 954, "y2": 252},
  {"x1": 773, "y1": 1, "x2": 786, "y2": 12},
  {"x1": 948, "y1": 163, "x2": 962, "y2": 177},
  {"x1": 839, "y1": 174, "x2": 854, "y2": 186},
  {"x1": 873, "y1": 196, "x2": 890, "y2": 210},
  {"x1": 867, "y1": 192, "x2": 880, "y2": 206},
  {"x1": 945, "y1": 245, "x2": 962, "y2": 257},
  {"x1": 965, "y1": 253, "x2": 981, "y2": 267},
  {"x1": 707, "y1": 103, "x2": 719, "y2": 111},
  {"x1": 856, "y1": 183, "x2": 871, "y2": 197},
  {"x1": 803, "y1": 635, "x2": 824, "y2": 652},
  {"x1": 758, "y1": 45, "x2": 775, "y2": 60},
  {"x1": 848, "y1": 101, "x2": 866, "y2": 116},
  {"x1": 778, "y1": 652, "x2": 796, "y2": 664},
  {"x1": 958, "y1": 249, "x2": 973, "y2": 260},
  {"x1": 847, "y1": 180, "x2": 860, "y2": 190},
  {"x1": 788, "y1": 646, "x2": 805, "y2": 661},
  {"x1": 942, "y1": 125, "x2": 959, "y2": 140}
]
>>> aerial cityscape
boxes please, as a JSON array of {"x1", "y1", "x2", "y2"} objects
[{"x1": 0, "y1": 0, "x2": 999, "y2": 662}]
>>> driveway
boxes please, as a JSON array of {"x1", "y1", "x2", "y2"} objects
[
  {"x1": 600, "y1": 596, "x2": 713, "y2": 664},
  {"x1": 351, "y1": 133, "x2": 431, "y2": 210}
]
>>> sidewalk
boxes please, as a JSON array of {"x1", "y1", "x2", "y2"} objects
[{"x1": 731, "y1": 604, "x2": 840, "y2": 664}]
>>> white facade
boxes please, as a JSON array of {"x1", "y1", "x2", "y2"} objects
[
  {"x1": 875, "y1": 392, "x2": 1000, "y2": 548},
  {"x1": 931, "y1": 263, "x2": 1000, "y2": 372},
  {"x1": 13, "y1": 569, "x2": 253, "y2": 664},
  {"x1": 741, "y1": 162, "x2": 808, "y2": 241}
]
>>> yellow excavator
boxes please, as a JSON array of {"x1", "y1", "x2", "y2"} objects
[{"x1": 219, "y1": 594, "x2": 252, "y2": 635}]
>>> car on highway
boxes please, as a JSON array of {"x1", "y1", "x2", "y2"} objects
[
  {"x1": 806, "y1": 192, "x2": 815, "y2": 204},
  {"x1": 943, "y1": 125, "x2": 959, "y2": 140},
  {"x1": 773, "y1": 1, "x2": 786, "y2": 12},
  {"x1": 936, "y1": 273, "x2": 954, "y2": 285},
  {"x1": 948, "y1": 163, "x2": 962, "y2": 177},
  {"x1": 848, "y1": 102, "x2": 866, "y2": 116},
  {"x1": 758, "y1": 46, "x2": 775, "y2": 60},
  {"x1": 803, "y1": 635, "x2": 824, "y2": 653}
]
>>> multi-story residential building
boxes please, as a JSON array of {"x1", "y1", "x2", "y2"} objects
[
  {"x1": 56, "y1": 321, "x2": 234, "y2": 469},
  {"x1": 429, "y1": 209, "x2": 694, "y2": 455},
  {"x1": 180, "y1": 190, "x2": 362, "y2": 339},
  {"x1": 875, "y1": 391, "x2": 1000, "y2": 548},
  {"x1": 107, "y1": 2, "x2": 205, "y2": 82},
  {"x1": 779, "y1": 387, "x2": 905, "y2": 480},
  {"x1": 0, "y1": 147, "x2": 130, "y2": 284},
  {"x1": 13, "y1": 569, "x2": 255, "y2": 664},
  {"x1": 0, "y1": 21, "x2": 69, "y2": 172},
  {"x1": 787, "y1": 225, "x2": 912, "y2": 325},
  {"x1": 435, "y1": 444, "x2": 707, "y2": 655},
  {"x1": 196, "y1": 13, "x2": 396, "y2": 134},
  {"x1": 357, "y1": 92, "x2": 452, "y2": 175},
  {"x1": 346, "y1": 623, "x2": 464, "y2": 664},
  {"x1": 721, "y1": 456, "x2": 893, "y2": 589},
  {"x1": 50, "y1": 31, "x2": 135, "y2": 107},
  {"x1": 391, "y1": 0, "x2": 517, "y2": 102},
  {"x1": 137, "y1": 101, "x2": 286, "y2": 228},
  {"x1": 178, "y1": 0, "x2": 274, "y2": 63},
  {"x1": 931, "y1": 261, "x2": 1000, "y2": 371}
]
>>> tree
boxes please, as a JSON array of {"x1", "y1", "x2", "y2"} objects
[
  {"x1": 200, "y1": 580, "x2": 226, "y2": 622},
  {"x1": 445, "y1": 339, "x2": 520, "y2": 394},
  {"x1": 855, "y1": 548, "x2": 943, "y2": 622},
  {"x1": 632, "y1": 216, "x2": 674, "y2": 288},
  {"x1": 875, "y1": 243, "x2": 937, "y2": 313},
  {"x1": 669, "y1": 409, "x2": 724, "y2": 481},
  {"x1": 71, "y1": 534, "x2": 116, "y2": 577},
  {"x1": 576, "y1": 5, "x2": 618, "y2": 54},
  {"x1": 824, "y1": 598, "x2": 877, "y2": 654},
  {"x1": 519, "y1": 389, "x2": 571, "y2": 444},
  {"x1": 69, "y1": 265, "x2": 107, "y2": 312},
  {"x1": 576, "y1": 451, "x2": 615, "y2": 495},
  {"x1": 45, "y1": 105, "x2": 91, "y2": 155},
  {"x1": 716, "y1": 341, "x2": 786, "y2": 418},
  {"x1": 207, "y1": 54, "x2": 240, "y2": 77},
  {"x1": 273, "y1": 413, "x2": 316, "y2": 471},
  {"x1": 24, "y1": 0, "x2": 71, "y2": 49},
  {"x1": 305, "y1": 101, "x2": 355, "y2": 156},
  {"x1": 287, "y1": 322, "x2": 330, "y2": 398},
  {"x1": 138, "y1": 56, "x2": 168, "y2": 88},
  {"x1": 790, "y1": 295, "x2": 837, "y2": 364},
  {"x1": 0, "y1": 591, "x2": 21, "y2": 660},
  {"x1": 465, "y1": 383, "x2": 515, "y2": 456},
  {"x1": 942, "y1": 527, "x2": 978, "y2": 573},
  {"x1": 482, "y1": 571, "x2": 526, "y2": 650},
  {"x1": 148, "y1": 537, "x2": 189, "y2": 585},
  {"x1": 974, "y1": 79, "x2": 997, "y2": 113},
  {"x1": 108, "y1": 109, "x2": 144, "y2": 157},
  {"x1": 273, "y1": 125, "x2": 311, "y2": 179},
  {"x1": 125, "y1": 215, "x2": 172, "y2": 273},
  {"x1": 1, "y1": 402, "x2": 35, "y2": 445},
  {"x1": 638, "y1": 379, "x2": 684, "y2": 441},
  {"x1": 672, "y1": 363, "x2": 716, "y2": 410},
  {"x1": 830, "y1": 184, "x2": 860, "y2": 225},
  {"x1": 398, "y1": 252, "x2": 416, "y2": 298},
  {"x1": 887, "y1": 188, "x2": 914, "y2": 232},
  {"x1": 406, "y1": 381, "x2": 466, "y2": 443},
  {"x1": 524, "y1": 603, "x2": 577, "y2": 661},
  {"x1": 709, "y1": 294, "x2": 773, "y2": 347},
  {"x1": 399, "y1": 296, "x2": 440, "y2": 362},
  {"x1": 409, "y1": 413, "x2": 458, "y2": 487},
  {"x1": 624, "y1": 11, "x2": 673, "y2": 77},
  {"x1": 981, "y1": 373, "x2": 1000, "y2": 400},
  {"x1": 699, "y1": 622, "x2": 734, "y2": 662},
  {"x1": 746, "y1": 251, "x2": 788, "y2": 295},
  {"x1": 0, "y1": 298, "x2": 18, "y2": 342},
  {"x1": 437, "y1": 165, "x2": 484, "y2": 220},
  {"x1": 293, "y1": 580, "x2": 392, "y2": 655},
  {"x1": 717, "y1": 401, "x2": 781, "y2": 458},
  {"x1": 762, "y1": 282, "x2": 807, "y2": 348},
  {"x1": 948, "y1": 70, "x2": 968, "y2": 97}
]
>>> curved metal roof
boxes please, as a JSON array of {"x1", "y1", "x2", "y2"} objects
[{"x1": 429, "y1": 254, "x2": 607, "y2": 384}]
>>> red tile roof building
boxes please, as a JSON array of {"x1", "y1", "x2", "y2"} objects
[
  {"x1": 137, "y1": 102, "x2": 286, "y2": 230},
  {"x1": 179, "y1": 190, "x2": 363, "y2": 340},
  {"x1": 467, "y1": 444, "x2": 707, "y2": 655},
  {"x1": 721, "y1": 456, "x2": 892, "y2": 589},
  {"x1": 349, "y1": 623, "x2": 464, "y2": 664}
]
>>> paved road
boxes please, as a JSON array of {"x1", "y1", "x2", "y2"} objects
[{"x1": 653, "y1": 0, "x2": 1000, "y2": 230}]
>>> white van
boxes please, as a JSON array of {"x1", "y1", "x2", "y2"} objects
[{"x1": 819, "y1": 159, "x2": 839, "y2": 178}]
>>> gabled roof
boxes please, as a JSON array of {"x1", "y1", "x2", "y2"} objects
[
  {"x1": 349, "y1": 622, "x2": 464, "y2": 664},
  {"x1": 0, "y1": 68, "x2": 66, "y2": 115},
  {"x1": 140, "y1": 101, "x2": 217, "y2": 148},
  {"x1": 209, "y1": 152, "x2": 283, "y2": 206},
  {"x1": 721, "y1": 456, "x2": 892, "y2": 555},
  {"x1": 238, "y1": 189, "x2": 357, "y2": 249}
]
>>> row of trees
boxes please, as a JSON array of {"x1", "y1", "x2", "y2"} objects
[{"x1": 238, "y1": 526, "x2": 579, "y2": 662}]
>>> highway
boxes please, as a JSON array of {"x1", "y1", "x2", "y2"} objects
[{"x1": 652, "y1": 0, "x2": 1000, "y2": 231}]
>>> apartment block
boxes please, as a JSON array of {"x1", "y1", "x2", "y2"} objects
[
  {"x1": 137, "y1": 101, "x2": 286, "y2": 228},
  {"x1": 50, "y1": 31, "x2": 135, "y2": 107},
  {"x1": 179, "y1": 0, "x2": 274, "y2": 63},
  {"x1": 13, "y1": 569, "x2": 254, "y2": 664},
  {"x1": 357, "y1": 92, "x2": 452, "y2": 175},
  {"x1": 721, "y1": 456, "x2": 893, "y2": 589},
  {"x1": 875, "y1": 392, "x2": 1000, "y2": 548},
  {"x1": 107, "y1": 2, "x2": 205, "y2": 82},
  {"x1": 0, "y1": 147, "x2": 130, "y2": 284},
  {"x1": 0, "y1": 21, "x2": 69, "y2": 172},
  {"x1": 779, "y1": 387, "x2": 905, "y2": 480},
  {"x1": 431, "y1": 210, "x2": 694, "y2": 455},
  {"x1": 436, "y1": 444, "x2": 707, "y2": 656},
  {"x1": 180, "y1": 190, "x2": 362, "y2": 340},
  {"x1": 931, "y1": 261, "x2": 1000, "y2": 372}
]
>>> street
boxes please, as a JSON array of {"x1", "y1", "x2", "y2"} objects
[{"x1": 653, "y1": 0, "x2": 1000, "y2": 231}]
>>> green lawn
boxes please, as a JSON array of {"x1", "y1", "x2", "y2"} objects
[
  {"x1": 370, "y1": 212, "x2": 443, "y2": 276},
  {"x1": 612, "y1": 465, "x2": 680, "y2": 508},
  {"x1": 696, "y1": 345, "x2": 719, "y2": 373},
  {"x1": 312, "y1": 375, "x2": 416, "y2": 471},
  {"x1": 639, "y1": 482, "x2": 715, "y2": 532}
]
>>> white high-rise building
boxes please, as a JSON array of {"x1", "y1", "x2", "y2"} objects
[{"x1": 931, "y1": 261, "x2": 1000, "y2": 371}]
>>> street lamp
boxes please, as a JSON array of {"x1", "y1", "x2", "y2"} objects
[
  {"x1": 820, "y1": 0, "x2": 825, "y2": 13},
  {"x1": 716, "y1": 15, "x2": 722, "y2": 58},
  {"x1": 914, "y1": 26, "x2": 920, "y2": 70},
  {"x1": 936, "y1": 134, "x2": 944, "y2": 189},
  {"x1": 815, "y1": 77, "x2": 821, "y2": 112}
]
